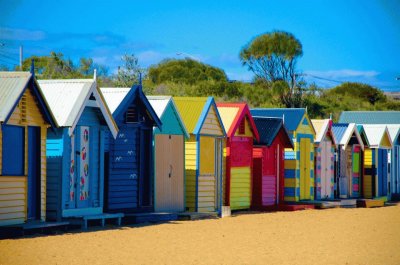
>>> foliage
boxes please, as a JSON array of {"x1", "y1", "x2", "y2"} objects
[
  {"x1": 240, "y1": 31, "x2": 302, "y2": 85},
  {"x1": 113, "y1": 54, "x2": 144, "y2": 87},
  {"x1": 148, "y1": 58, "x2": 227, "y2": 85}
]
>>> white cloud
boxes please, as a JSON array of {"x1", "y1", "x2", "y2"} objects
[{"x1": 0, "y1": 27, "x2": 46, "y2": 41}]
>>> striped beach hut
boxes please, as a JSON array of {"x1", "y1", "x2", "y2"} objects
[
  {"x1": 39, "y1": 78, "x2": 118, "y2": 221},
  {"x1": 216, "y1": 103, "x2": 259, "y2": 210},
  {"x1": 148, "y1": 96, "x2": 189, "y2": 212},
  {"x1": 331, "y1": 123, "x2": 364, "y2": 199},
  {"x1": 311, "y1": 119, "x2": 335, "y2": 200},
  {"x1": 174, "y1": 97, "x2": 226, "y2": 213},
  {"x1": 250, "y1": 108, "x2": 315, "y2": 202},
  {"x1": 0, "y1": 72, "x2": 56, "y2": 226},
  {"x1": 339, "y1": 111, "x2": 400, "y2": 200},
  {"x1": 251, "y1": 117, "x2": 293, "y2": 209},
  {"x1": 100, "y1": 86, "x2": 161, "y2": 213},
  {"x1": 360, "y1": 125, "x2": 392, "y2": 199},
  {"x1": 387, "y1": 125, "x2": 400, "y2": 199}
]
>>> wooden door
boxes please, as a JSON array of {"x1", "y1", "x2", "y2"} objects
[
  {"x1": 351, "y1": 145, "x2": 361, "y2": 197},
  {"x1": 155, "y1": 134, "x2": 184, "y2": 212},
  {"x1": 300, "y1": 138, "x2": 311, "y2": 200},
  {"x1": 77, "y1": 126, "x2": 91, "y2": 209},
  {"x1": 27, "y1": 126, "x2": 40, "y2": 220},
  {"x1": 320, "y1": 140, "x2": 332, "y2": 199},
  {"x1": 395, "y1": 147, "x2": 400, "y2": 193}
]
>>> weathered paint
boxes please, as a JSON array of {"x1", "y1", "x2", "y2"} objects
[{"x1": 0, "y1": 82, "x2": 51, "y2": 225}]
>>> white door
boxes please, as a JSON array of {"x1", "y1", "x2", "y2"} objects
[{"x1": 321, "y1": 139, "x2": 332, "y2": 199}]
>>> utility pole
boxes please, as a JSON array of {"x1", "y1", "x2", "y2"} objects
[{"x1": 19, "y1": 45, "x2": 23, "y2": 70}]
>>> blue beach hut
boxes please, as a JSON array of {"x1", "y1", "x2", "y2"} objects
[
  {"x1": 100, "y1": 86, "x2": 161, "y2": 213},
  {"x1": 39, "y1": 78, "x2": 118, "y2": 222}
]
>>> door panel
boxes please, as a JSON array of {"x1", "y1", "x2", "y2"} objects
[
  {"x1": 28, "y1": 126, "x2": 40, "y2": 220},
  {"x1": 300, "y1": 138, "x2": 311, "y2": 200},
  {"x1": 77, "y1": 126, "x2": 90, "y2": 208}
]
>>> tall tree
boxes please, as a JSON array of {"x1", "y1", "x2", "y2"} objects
[
  {"x1": 240, "y1": 31, "x2": 303, "y2": 96},
  {"x1": 114, "y1": 54, "x2": 143, "y2": 87}
]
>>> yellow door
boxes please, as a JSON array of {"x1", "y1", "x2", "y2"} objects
[{"x1": 300, "y1": 138, "x2": 311, "y2": 200}]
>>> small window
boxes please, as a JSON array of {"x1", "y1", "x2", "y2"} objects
[
  {"x1": 2, "y1": 125, "x2": 25, "y2": 175},
  {"x1": 239, "y1": 119, "x2": 245, "y2": 134},
  {"x1": 125, "y1": 107, "x2": 138, "y2": 123}
]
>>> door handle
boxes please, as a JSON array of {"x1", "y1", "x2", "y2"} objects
[{"x1": 169, "y1": 165, "x2": 173, "y2": 178}]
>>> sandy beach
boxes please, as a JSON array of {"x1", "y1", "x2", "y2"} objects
[{"x1": 1, "y1": 205, "x2": 399, "y2": 265}]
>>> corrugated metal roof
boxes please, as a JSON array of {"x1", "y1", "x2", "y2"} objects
[
  {"x1": 39, "y1": 79, "x2": 94, "y2": 127},
  {"x1": 387, "y1": 124, "x2": 400, "y2": 144},
  {"x1": 147, "y1": 96, "x2": 171, "y2": 118},
  {"x1": 173, "y1": 97, "x2": 209, "y2": 133},
  {"x1": 363, "y1": 124, "x2": 392, "y2": 148},
  {"x1": 339, "y1": 111, "x2": 400, "y2": 124},
  {"x1": 252, "y1": 117, "x2": 293, "y2": 148},
  {"x1": 100, "y1": 87, "x2": 130, "y2": 114},
  {"x1": 311, "y1": 119, "x2": 330, "y2": 143},
  {"x1": 332, "y1": 123, "x2": 364, "y2": 150},
  {"x1": 0, "y1": 71, "x2": 32, "y2": 122},
  {"x1": 250, "y1": 108, "x2": 305, "y2": 132}
]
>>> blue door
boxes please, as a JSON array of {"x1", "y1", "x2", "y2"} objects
[
  {"x1": 378, "y1": 149, "x2": 388, "y2": 197},
  {"x1": 2, "y1": 125, "x2": 24, "y2": 175},
  {"x1": 76, "y1": 126, "x2": 91, "y2": 209},
  {"x1": 28, "y1": 126, "x2": 40, "y2": 220}
]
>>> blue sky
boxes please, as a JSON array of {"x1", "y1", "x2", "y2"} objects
[{"x1": 1, "y1": 0, "x2": 399, "y2": 91}]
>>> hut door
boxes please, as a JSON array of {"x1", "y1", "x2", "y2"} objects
[
  {"x1": 395, "y1": 147, "x2": 400, "y2": 193},
  {"x1": 320, "y1": 140, "x2": 331, "y2": 199},
  {"x1": 351, "y1": 145, "x2": 361, "y2": 197},
  {"x1": 139, "y1": 128, "x2": 152, "y2": 207},
  {"x1": 276, "y1": 144, "x2": 280, "y2": 204},
  {"x1": 77, "y1": 126, "x2": 91, "y2": 209},
  {"x1": 300, "y1": 138, "x2": 311, "y2": 200},
  {"x1": 378, "y1": 149, "x2": 388, "y2": 197},
  {"x1": 27, "y1": 126, "x2": 40, "y2": 220}
]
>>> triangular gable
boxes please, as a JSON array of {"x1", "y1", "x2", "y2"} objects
[
  {"x1": 0, "y1": 72, "x2": 57, "y2": 128},
  {"x1": 311, "y1": 119, "x2": 335, "y2": 145},
  {"x1": 387, "y1": 125, "x2": 400, "y2": 145},
  {"x1": 217, "y1": 103, "x2": 259, "y2": 141},
  {"x1": 339, "y1": 123, "x2": 364, "y2": 150},
  {"x1": 39, "y1": 79, "x2": 118, "y2": 138},
  {"x1": 112, "y1": 85, "x2": 161, "y2": 129},
  {"x1": 194, "y1": 97, "x2": 226, "y2": 136},
  {"x1": 149, "y1": 97, "x2": 189, "y2": 139},
  {"x1": 252, "y1": 116, "x2": 293, "y2": 148},
  {"x1": 296, "y1": 113, "x2": 316, "y2": 136},
  {"x1": 363, "y1": 125, "x2": 393, "y2": 149}
]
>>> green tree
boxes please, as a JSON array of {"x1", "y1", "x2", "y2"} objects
[{"x1": 113, "y1": 54, "x2": 143, "y2": 87}]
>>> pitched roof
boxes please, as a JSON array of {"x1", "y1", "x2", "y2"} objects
[
  {"x1": 39, "y1": 79, "x2": 118, "y2": 138},
  {"x1": 387, "y1": 124, "x2": 400, "y2": 144},
  {"x1": 174, "y1": 97, "x2": 226, "y2": 135},
  {"x1": 216, "y1": 102, "x2": 259, "y2": 141},
  {"x1": 339, "y1": 111, "x2": 400, "y2": 124},
  {"x1": 250, "y1": 108, "x2": 306, "y2": 132},
  {"x1": 311, "y1": 119, "x2": 334, "y2": 144},
  {"x1": 147, "y1": 96, "x2": 189, "y2": 138},
  {"x1": 0, "y1": 71, "x2": 57, "y2": 127},
  {"x1": 332, "y1": 123, "x2": 364, "y2": 150},
  {"x1": 252, "y1": 117, "x2": 293, "y2": 148},
  {"x1": 362, "y1": 124, "x2": 393, "y2": 149},
  {"x1": 100, "y1": 86, "x2": 161, "y2": 129}
]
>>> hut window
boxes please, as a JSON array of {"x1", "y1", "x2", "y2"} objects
[
  {"x1": 125, "y1": 107, "x2": 138, "y2": 123},
  {"x1": 2, "y1": 125, "x2": 25, "y2": 175},
  {"x1": 239, "y1": 119, "x2": 245, "y2": 134}
]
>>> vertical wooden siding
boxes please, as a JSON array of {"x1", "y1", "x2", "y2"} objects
[
  {"x1": 154, "y1": 134, "x2": 184, "y2": 212},
  {"x1": 185, "y1": 137, "x2": 197, "y2": 211},
  {"x1": 1, "y1": 87, "x2": 49, "y2": 224}
]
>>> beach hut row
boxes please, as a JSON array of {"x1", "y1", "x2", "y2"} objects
[{"x1": 1, "y1": 71, "x2": 399, "y2": 228}]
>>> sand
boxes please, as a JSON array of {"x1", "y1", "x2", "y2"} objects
[{"x1": 1, "y1": 205, "x2": 400, "y2": 265}]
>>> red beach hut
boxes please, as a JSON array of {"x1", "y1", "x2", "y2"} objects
[{"x1": 251, "y1": 117, "x2": 293, "y2": 210}]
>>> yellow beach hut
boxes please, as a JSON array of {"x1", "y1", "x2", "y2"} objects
[
  {"x1": 174, "y1": 97, "x2": 226, "y2": 213},
  {"x1": 0, "y1": 72, "x2": 57, "y2": 226}
]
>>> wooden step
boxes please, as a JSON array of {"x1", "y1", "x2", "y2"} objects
[
  {"x1": 357, "y1": 199, "x2": 385, "y2": 208},
  {"x1": 278, "y1": 204, "x2": 315, "y2": 211},
  {"x1": 0, "y1": 221, "x2": 69, "y2": 239},
  {"x1": 67, "y1": 213, "x2": 124, "y2": 230},
  {"x1": 124, "y1": 212, "x2": 178, "y2": 224},
  {"x1": 177, "y1": 212, "x2": 218, "y2": 221}
]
